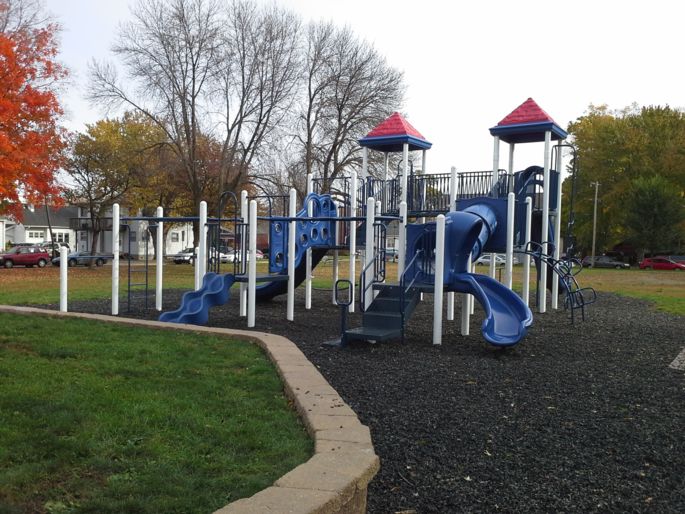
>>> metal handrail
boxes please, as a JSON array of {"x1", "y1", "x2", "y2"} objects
[
  {"x1": 358, "y1": 248, "x2": 386, "y2": 312},
  {"x1": 399, "y1": 249, "x2": 424, "y2": 342}
]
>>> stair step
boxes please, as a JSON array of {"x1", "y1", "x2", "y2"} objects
[
  {"x1": 344, "y1": 326, "x2": 402, "y2": 342},
  {"x1": 362, "y1": 311, "x2": 403, "y2": 329}
]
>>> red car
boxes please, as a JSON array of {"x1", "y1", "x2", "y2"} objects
[
  {"x1": 639, "y1": 257, "x2": 685, "y2": 271},
  {"x1": 0, "y1": 246, "x2": 51, "y2": 268}
]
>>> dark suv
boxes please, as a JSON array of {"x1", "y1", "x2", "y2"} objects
[{"x1": 0, "y1": 246, "x2": 51, "y2": 268}]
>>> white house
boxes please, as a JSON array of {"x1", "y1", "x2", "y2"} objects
[
  {"x1": 1, "y1": 204, "x2": 194, "y2": 259},
  {"x1": 71, "y1": 206, "x2": 194, "y2": 258},
  {"x1": 2, "y1": 205, "x2": 78, "y2": 249}
]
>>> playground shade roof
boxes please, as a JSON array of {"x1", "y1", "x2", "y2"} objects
[
  {"x1": 359, "y1": 112, "x2": 432, "y2": 152},
  {"x1": 489, "y1": 97, "x2": 568, "y2": 144}
]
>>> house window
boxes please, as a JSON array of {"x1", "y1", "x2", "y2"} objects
[
  {"x1": 56, "y1": 233, "x2": 69, "y2": 244},
  {"x1": 171, "y1": 232, "x2": 179, "y2": 242},
  {"x1": 130, "y1": 231, "x2": 137, "y2": 242},
  {"x1": 28, "y1": 231, "x2": 44, "y2": 239}
]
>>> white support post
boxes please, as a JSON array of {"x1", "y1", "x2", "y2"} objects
[
  {"x1": 239, "y1": 190, "x2": 248, "y2": 317},
  {"x1": 155, "y1": 206, "x2": 164, "y2": 311},
  {"x1": 508, "y1": 142, "x2": 516, "y2": 194},
  {"x1": 383, "y1": 152, "x2": 389, "y2": 214},
  {"x1": 332, "y1": 250, "x2": 339, "y2": 305},
  {"x1": 397, "y1": 201, "x2": 407, "y2": 281},
  {"x1": 470, "y1": 259, "x2": 475, "y2": 314},
  {"x1": 59, "y1": 246, "x2": 68, "y2": 312},
  {"x1": 349, "y1": 171, "x2": 358, "y2": 313},
  {"x1": 523, "y1": 197, "x2": 532, "y2": 306},
  {"x1": 460, "y1": 254, "x2": 472, "y2": 336},
  {"x1": 539, "y1": 131, "x2": 552, "y2": 313},
  {"x1": 401, "y1": 143, "x2": 409, "y2": 205},
  {"x1": 287, "y1": 188, "x2": 297, "y2": 321},
  {"x1": 433, "y1": 215, "x2": 446, "y2": 345},
  {"x1": 111, "y1": 203, "x2": 120, "y2": 315},
  {"x1": 447, "y1": 166, "x2": 457, "y2": 321},
  {"x1": 305, "y1": 174, "x2": 313, "y2": 310},
  {"x1": 489, "y1": 136, "x2": 499, "y2": 278},
  {"x1": 248, "y1": 200, "x2": 257, "y2": 328},
  {"x1": 420, "y1": 150, "x2": 427, "y2": 223},
  {"x1": 492, "y1": 135, "x2": 500, "y2": 191},
  {"x1": 194, "y1": 246, "x2": 200, "y2": 290},
  {"x1": 364, "y1": 197, "x2": 375, "y2": 310},
  {"x1": 490, "y1": 141, "x2": 500, "y2": 282},
  {"x1": 505, "y1": 193, "x2": 515, "y2": 290},
  {"x1": 361, "y1": 147, "x2": 368, "y2": 180},
  {"x1": 552, "y1": 145, "x2": 564, "y2": 309},
  {"x1": 198, "y1": 200, "x2": 208, "y2": 284}
]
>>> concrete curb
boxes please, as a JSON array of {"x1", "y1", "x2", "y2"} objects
[{"x1": 0, "y1": 306, "x2": 379, "y2": 514}]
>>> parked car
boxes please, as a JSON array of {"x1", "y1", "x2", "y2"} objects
[
  {"x1": 384, "y1": 248, "x2": 399, "y2": 262},
  {"x1": 581, "y1": 255, "x2": 630, "y2": 269},
  {"x1": 51, "y1": 251, "x2": 110, "y2": 267},
  {"x1": 0, "y1": 246, "x2": 51, "y2": 268},
  {"x1": 475, "y1": 254, "x2": 520, "y2": 266},
  {"x1": 639, "y1": 257, "x2": 685, "y2": 271},
  {"x1": 172, "y1": 247, "x2": 196, "y2": 264},
  {"x1": 42, "y1": 242, "x2": 71, "y2": 256},
  {"x1": 225, "y1": 249, "x2": 264, "y2": 263}
]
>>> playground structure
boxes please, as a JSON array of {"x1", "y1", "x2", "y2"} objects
[{"x1": 101, "y1": 98, "x2": 594, "y2": 347}]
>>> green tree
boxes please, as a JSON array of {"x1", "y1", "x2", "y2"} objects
[
  {"x1": 565, "y1": 104, "x2": 685, "y2": 255},
  {"x1": 623, "y1": 175, "x2": 684, "y2": 259},
  {"x1": 65, "y1": 114, "x2": 170, "y2": 260}
]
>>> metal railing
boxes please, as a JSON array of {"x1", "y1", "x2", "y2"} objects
[
  {"x1": 358, "y1": 221, "x2": 388, "y2": 312},
  {"x1": 399, "y1": 249, "x2": 424, "y2": 342}
]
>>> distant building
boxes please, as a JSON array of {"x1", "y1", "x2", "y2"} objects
[
  {"x1": 1, "y1": 204, "x2": 195, "y2": 258},
  {"x1": 2, "y1": 205, "x2": 78, "y2": 249}
]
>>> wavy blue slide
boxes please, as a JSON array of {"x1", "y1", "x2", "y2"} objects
[
  {"x1": 449, "y1": 272, "x2": 533, "y2": 347},
  {"x1": 443, "y1": 209, "x2": 533, "y2": 346},
  {"x1": 159, "y1": 273, "x2": 236, "y2": 325}
]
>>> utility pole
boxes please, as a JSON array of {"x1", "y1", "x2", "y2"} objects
[{"x1": 590, "y1": 181, "x2": 600, "y2": 267}]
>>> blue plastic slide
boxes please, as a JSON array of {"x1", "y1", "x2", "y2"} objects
[
  {"x1": 449, "y1": 272, "x2": 533, "y2": 347},
  {"x1": 441, "y1": 209, "x2": 533, "y2": 346},
  {"x1": 159, "y1": 273, "x2": 235, "y2": 325}
]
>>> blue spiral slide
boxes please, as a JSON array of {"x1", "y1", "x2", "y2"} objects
[{"x1": 443, "y1": 208, "x2": 533, "y2": 346}]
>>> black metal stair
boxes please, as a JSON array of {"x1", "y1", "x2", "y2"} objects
[{"x1": 345, "y1": 284, "x2": 421, "y2": 342}]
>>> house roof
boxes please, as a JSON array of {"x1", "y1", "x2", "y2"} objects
[
  {"x1": 359, "y1": 112, "x2": 432, "y2": 152},
  {"x1": 489, "y1": 97, "x2": 567, "y2": 143},
  {"x1": 21, "y1": 205, "x2": 80, "y2": 228}
]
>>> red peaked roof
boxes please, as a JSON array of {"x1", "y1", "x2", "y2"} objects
[
  {"x1": 497, "y1": 98, "x2": 557, "y2": 126},
  {"x1": 365, "y1": 112, "x2": 427, "y2": 140}
]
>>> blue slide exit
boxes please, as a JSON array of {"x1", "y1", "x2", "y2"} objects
[
  {"x1": 159, "y1": 273, "x2": 235, "y2": 325},
  {"x1": 443, "y1": 208, "x2": 533, "y2": 346},
  {"x1": 450, "y1": 273, "x2": 533, "y2": 347}
]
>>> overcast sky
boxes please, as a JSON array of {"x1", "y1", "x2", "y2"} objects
[{"x1": 46, "y1": 0, "x2": 685, "y2": 174}]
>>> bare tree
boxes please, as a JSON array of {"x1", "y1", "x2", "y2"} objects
[
  {"x1": 212, "y1": 1, "x2": 300, "y2": 210},
  {"x1": 294, "y1": 22, "x2": 405, "y2": 193},
  {"x1": 89, "y1": 0, "x2": 222, "y2": 230},
  {"x1": 0, "y1": 0, "x2": 49, "y2": 33},
  {"x1": 89, "y1": 0, "x2": 300, "y2": 234}
]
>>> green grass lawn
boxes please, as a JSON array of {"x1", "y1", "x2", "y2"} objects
[
  {"x1": 0, "y1": 258, "x2": 683, "y2": 316},
  {"x1": 0, "y1": 313, "x2": 312, "y2": 514}
]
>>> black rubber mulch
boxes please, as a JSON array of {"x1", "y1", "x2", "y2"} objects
[{"x1": 59, "y1": 288, "x2": 684, "y2": 513}]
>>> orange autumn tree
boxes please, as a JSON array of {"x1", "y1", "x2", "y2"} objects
[{"x1": 0, "y1": 1, "x2": 66, "y2": 220}]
